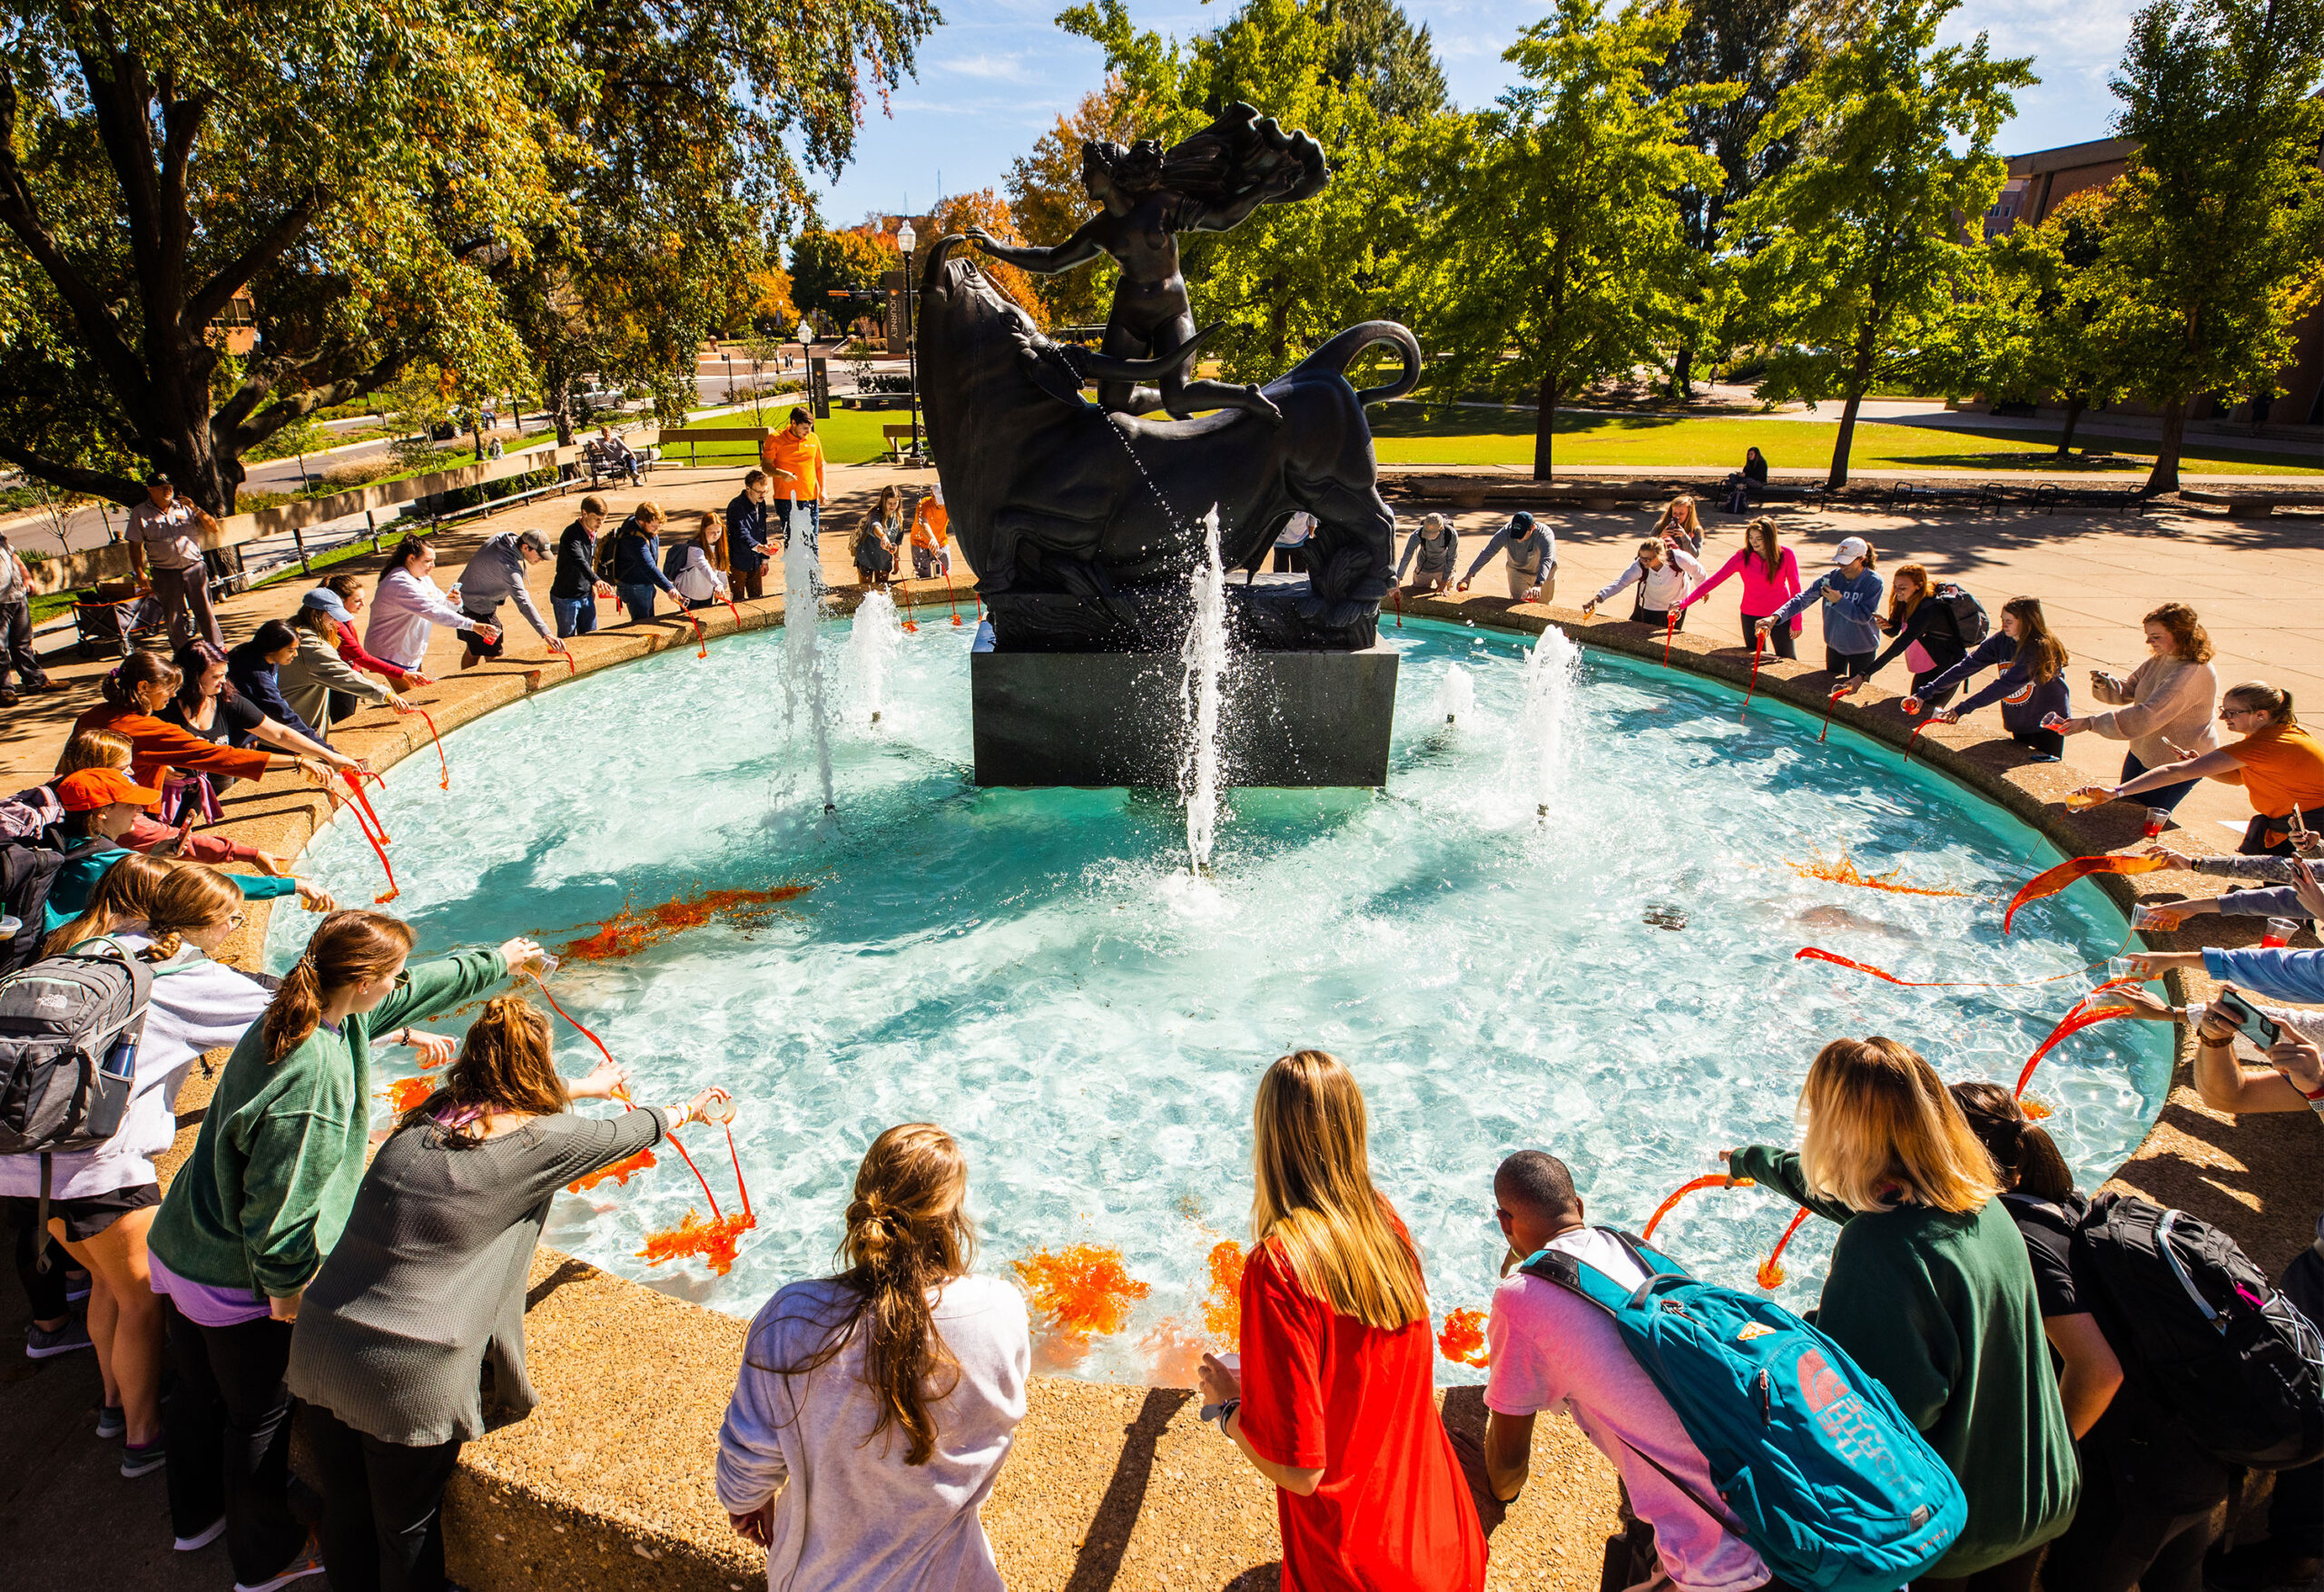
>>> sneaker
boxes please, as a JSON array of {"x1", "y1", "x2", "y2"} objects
[
  {"x1": 120, "y1": 1439, "x2": 165, "y2": 1479},
  {"x1": 95, "y1": 1404, "x2": 125, "y2": 1440},
  {"x1": 233, "y1": 1539, "x2": 327, "y2": 1592},
  {"x1": 0, "y1": 691, "x2": 19, "y2": 707},
  {"x1": 172, "y1": 1517, "x2": 228, "y2": 1553},
  {"x1": 25, "y1": 1319, "x2": 92, "y2": 1359},
  {"x1": 64, "y1": 1272, "x2": 91, "y2": 1302}
]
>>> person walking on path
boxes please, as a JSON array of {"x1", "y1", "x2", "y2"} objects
[
  {"x1": 2079, "y1": 682, "x2": 2324, "y2": 856},
  {"x1": 607, "y1": 504, "x2": 682, "y2": 623},
  {"x1": 1582, "y1": 538, "x2": 1704, "y2": 630},
  {"x1": 1905, "y1": 596, "x2": 2073, "y2": 762},
  {"x1": 724, "y1": 473, "x2": 773, "y2": 602},
  {"x1": 1455, "y1": 512, "x2": 1557, "y2": 604},
  {"x1": 1395, "y1": 513, "x2": 1461, "y2": 595},
  {"x1": 1759, "y1": 536, "x2": 1883, "y2": 681},
  {"x1": 447, "y1": 527, "x2": 562, "y2": 669},
  {"x1": 124, "y1": 475, "x2": 226, "y2": 651},
  {"x1": 717, "y1": 1124, "x2": 1029, "y2": 1592},
  {"x1": 147, "y1": 913, "x2": 546, "y2": 1592},
  {"x1": 0, "y1": 530, "x2": 54, "y2": 704},
  {"x1": 1725, "y1": 1037, "x2": 2080, "y2": 1590},
  {"x1": 1194, "y1": 1050, "x2": 1487, "y2": 1592},
  {"x1": 550, "y1": 498, "x2": 615, "y2": 639},
  {"x1": 1675, "y1": 517, "x2": 1801, "y2": 659},
  {"x1": 289, "y1": 997, "x2": 720, "y2": 1592},
  {"x1": 366, "y1": 538, "x2": 498, "y2": 678},
  {"x1": 2051, "y1": 603, "x2": 2220, "y2": 818},
  {"x1": 761, "y1": 408, "x2": 827, "y2": 556}
]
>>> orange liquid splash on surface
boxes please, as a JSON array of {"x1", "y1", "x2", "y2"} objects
[
  {"x1": 2004, "y1": 854, "x2": 2164, "y2": 934},
  {"x1": 1795, "y1": 946, "x2": 2113, "y2": 990},
  {"x1": 562, "y1": 884, "x2": 812, "y2": 962},
  {"x1": 1640, "y1": 1174, "x2": 1755, "y2": 1243},
  {"x1": 568, "y1": 1146, "x2": 657, "y2": 1194},
  {"x1": 2014, "y1": 1001, "x2": 2134, "y2": 1099},
  {"x1": 638, "y1": 1208, "x2": 756, "y2": 1275},
  {"x1": 1758, "y1": 1208, "x2": 1811, "y2": 1289},
  {"x1": 1438, "y1": 1306, "x2": 1491, "y2": 1368},
  {"x1": 1787, "y1": 850, "x2": 1974, "y2": 899},
  {"x1": 1138, "y1": 1320, "x2": 1211, "y2": 1388},
  {"x1": 1014, "y1": 1243, "x2": 1150, "y2": 1351},
  {"x1": 1201, "y1": 1240, "x2": 1246, "y2": 1348},
  {"x1": 2019, "y1": 1096, "x2": 2053, "y2": 1120},
  {"x1": 385, "y1": 1076, "x2": 432, "y2": 1112}
]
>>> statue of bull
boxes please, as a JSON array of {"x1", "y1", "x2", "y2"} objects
[{"x1": 915, "y1": 233, "x2": 1422, "y2": 653}]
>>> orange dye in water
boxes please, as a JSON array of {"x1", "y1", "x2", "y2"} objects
[
  {"x1": 1201, "y1": 1241, "x2": 1246, "y2": 1348},
  {"x1": 1437, "y1": 1307, "x2": 1490, "y2": 1368},
  {"x1": 1013, "y1": 1244, "x2": 1151, "y2": 1347},
  {"x1": 2003, "y1": 854, "x2": 2164, "y2": 933},
  {"x1": 568, "y1": 1147, "x2": 657, "y2": 1194},
  {"x1": 1758, "y1": 1208, "x2": 1812, "y2": 1289},
  {"x1": 1640, "y1": 1174, "x2": 1754, "y2": 1243},
  {"x1": 1139, "y1": 1320, "x2": 1211, "y2": 1388},
  {"x1": 562, "y1": 884, "x2": 812, "y2": 962},
  {"x1": 384, "y1": 1077, "x2": 432, "y2": 1113},
  {"x1": 638, "y1": 1208, "x2": 756, "y2": 1275},
  {"x1": 1787, "y1": 851, "x2": 1973, "y2": 899}
]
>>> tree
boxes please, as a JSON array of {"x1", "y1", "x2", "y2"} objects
[
  {"x1": 1424, "y1": 0, "x2": 1733, "y2": 480},
  {"x1": 931, "y1": 192, "x2": 1049, "y2": 327},
  {"x1": 1981, "y1": 187, "x2": 2125, "y2": 455},
  {"x1": 1734, "y1": 0, "x2": 2033, "y2": 487},
  {"x1": 1318, "y1": 0, "x2": 1451, "y2": 120},
  {"x1": 789, "y1": 228, "x2": 899, "y2": 333},
  {"x1": 1006, "y1": 78, "x2": 1147, "y2": 329},
  {"x1": 2086, "y1": 0, "x2": 2324, "y2": 493}
]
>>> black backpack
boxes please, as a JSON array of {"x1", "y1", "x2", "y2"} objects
[
  {"x1": 0, "y1": 938, "x2": 154, "y2": 1263},
  {"x1": 1934, "y1": 583, "x2": 1990, "y2": 646},
  {"x1": 2014, "y1": 1191, "x2": 2324, "y2": 1469},
  {"x1": 0, "y1": 833, "x2": 114, "y2": 975}
]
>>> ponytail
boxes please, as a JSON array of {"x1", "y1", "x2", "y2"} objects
[
  {"x1": 134, "y1": 864, "x2": 244, "y2": 963},
  {"x1": 1861, "y1": 543, "x2": 1879, "y2": 571},
  {"x1": 262, "y1": 910, "x2": 415, "y2": 1063},
  {"x1": 1949, "y1": 1080, "x2": 2077, "y2": 1202},
  {"x1": 100, "y1": 651, "x2": 181, "y2": 710},
  {"x1": 2225, "y1": 681, "x2": 2298, "y2": 730}
]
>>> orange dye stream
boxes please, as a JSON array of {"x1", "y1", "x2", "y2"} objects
[
  {"x1": 637, "y1": 1208, "x2": 755, "y2": 1275},
  {"x1": 942, "y1": 569, "x2": 963, "y2": 625},
  {"x1": 1740, "y1": 633, "x2": 1764, "y2": 718},
  {"x1": 1794, "y1": 946, "x2": 2115, "y2": 990},
  {"x1": 1661, "y1": 608, "x2": 1676, "y2": 664},
  {"x1": 385, "y1": 1076, "x2": 432, "y2": 1112},
  {"x1": 2004, "y1": 854, "x2": 2165, "y2": 934},
  {"x1": 1013, "y1": 1244, "x2": 1150, "y2": 1346},
  {"x1": 561, "y1": 884, "x2": 812, "y2": 962},
  {"x1": 403, "y1": 703, "x2": 449, "y2": 789},
  {"x1": 1787, "y1": 851, "x2": 1975, "y2": 899},
  {"x1": 2014, "y1": 1001, "x2": 2135, "y2": 1099},
  {"x1": 1640, "y1": 1174, "x2": 1755, "y2": 1243},
  {"x1": 1437, "y1": 1306, "x2": 1490, "y2": 1368},
  {"x1": 679, "y1": 607, "x2": 708, "y2": 657},
  {"x1": 1902, "y1": 721, "x2": 1927, "y2": 767},
  {"x1": 529, "y1": 974, "x2": 725, "y2": 1216},
  {"x1": 568, "y1": 1146, "x2": 657, "y2": 1194},
  {"x1": 1201, "y1": 1241, "x2": 1246, "y2": 1348},
  {"x1": 1818, "y1": 684, "x2": 1845, "y2": 743},
  {"x1": 340, "y1": 771, "x2": 399, "y2": 904},
  {"x1": 1758, "y1": 1208, "x2": 1812, "y2": 1289}
]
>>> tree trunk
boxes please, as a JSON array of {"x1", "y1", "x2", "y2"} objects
[
  {"x1": 2144, "y1": 398, "x2": 2186, "y2": 496},
  {"x1": 547, "y1": 366, "x2": 576, "y2": 447},
  {"x1": 1828, "y1": 389, "x2": 1865, "y2": 490},
  {"x1": 2056, "y1": 395, "x2": 2086, "y2": 457},
  {"x1": 1533, "y1": 371, "x2": 1560, "y2": 483},
  {"x1": 1671, "y1": 343, "x2": 1694, "y2": 401}
]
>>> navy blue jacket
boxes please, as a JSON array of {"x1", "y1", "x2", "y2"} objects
[
  {"x1": 610, "y1": 522, "x2": 677, "y2": 594},
  {"x1": 726, "y1": 493, "x2": 771, "y2": 575},
  {"x1": 1919, "y1": 634, "x2": 2071, "y2": 735},
  {"x1": 224, "y1": 641, "x2": 325, "y2": 745}
]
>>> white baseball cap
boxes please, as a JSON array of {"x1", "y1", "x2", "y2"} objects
[{"x1": 1830, "y1": 536, "x2": 1870, "y2": 566}]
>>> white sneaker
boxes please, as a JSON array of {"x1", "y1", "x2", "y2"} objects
[
  {"x1": 232, "y1": 1541, "x2": 326, "y2": 1592},
  {"x1": 173, "y1": 1517, "x2": 227, "y2": 1552}
]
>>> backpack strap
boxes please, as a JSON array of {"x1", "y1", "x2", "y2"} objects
[{"x1": 1516, "y1": 1227, "x2": 1694, "y2": 1314}]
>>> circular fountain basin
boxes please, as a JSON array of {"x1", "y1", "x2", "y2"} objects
[{"x1": 272, "y1": 611, "x2": 2171, "y2": 1382}]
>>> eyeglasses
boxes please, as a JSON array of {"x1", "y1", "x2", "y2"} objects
[{"x1": 225, "y1": 911, "x2": 246, "y2": 930}]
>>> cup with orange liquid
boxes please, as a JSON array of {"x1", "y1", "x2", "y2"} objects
[
  {"x1": 2133, "y1": 903, "x2": 2185, "y2": 933},
  {"x1": 2263, "y1": 917, "x2": 2300, "y2": 949},
  {"x1": 2142, "y1": 807, "x2": 2170, "y2": 840}
]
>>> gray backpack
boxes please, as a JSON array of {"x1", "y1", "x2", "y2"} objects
[{"x1": 0, "y1": 939, "x2": 153, "y2": 1263}]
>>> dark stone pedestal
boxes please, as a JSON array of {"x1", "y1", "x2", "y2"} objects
[{"x1": 971, "y1": 647, "x2": 1399, "y2": 788}]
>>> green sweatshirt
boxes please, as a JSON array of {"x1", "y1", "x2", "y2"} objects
[
  {"x1": 148, "y1": 948, "x2": 509, "y2": 1302},
  {"x1": 1729, "y1": 1146, "x2": 2080, "y2": 1577}
]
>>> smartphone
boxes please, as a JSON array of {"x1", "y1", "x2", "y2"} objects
[{"x1": 2211, "y1": 989, "x2": 2283, "y2": 1049}]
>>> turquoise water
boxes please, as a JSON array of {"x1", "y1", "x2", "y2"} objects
[{"x1": 269, "y1": 614, "x2": 2171, "y2": 1383}]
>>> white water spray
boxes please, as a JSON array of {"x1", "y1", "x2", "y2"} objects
[
  {"x1": 846, "y1": 588, "x2": 901, "y2": 727},
  {"x1": 1506, "y1": 627, "x2": 1582, "y2": 821},
  {"x1": 781, "y1": 512, "x2": 836, "y2": 814},
  {"x1": 1436, "y1": 663, "x2": 1476, "y2": 726},
  {"x1": 1178, "y1": 506, "x2": 1229, "y2": 877}
]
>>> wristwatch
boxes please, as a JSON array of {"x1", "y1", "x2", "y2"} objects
[{"x1": 1200, "y1": 1396, "x2": 1240, "y2": 1435}]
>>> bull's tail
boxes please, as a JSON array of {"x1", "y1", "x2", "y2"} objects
[{"x1": 1283, "y1": 320, "x2": 1423, "y2": 405}]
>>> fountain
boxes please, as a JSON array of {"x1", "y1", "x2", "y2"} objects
[
  {"x1": 780, "y1": 512, "x2": 836, "y2": 814},
  {"x1": 1508, "y1": 627, "x2": 1582, "y2": 821},
  {"x1": 1179, "y1": 509, "x2": 1229, "y2": 874},
  {"x1": 846, "y1": 588, "x2": 901, "y2": 727},
  {"x1": 1435, "y1": 662, "x2": 1476, "y2": 726}
]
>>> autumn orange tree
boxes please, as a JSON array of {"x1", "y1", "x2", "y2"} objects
[
  {"x1": 1006, "y1": 79, "x2": 1147, "y2": 329},
  {"x1": 932, "y1": 191, "x2": 1049, "y2": 327}
]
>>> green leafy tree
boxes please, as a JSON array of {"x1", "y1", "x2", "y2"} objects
[
  {"x1": 1981, "y1": 187, "x2": 2125, "y2": 455},
  {"x1": 1006, "y1": 78, "x2": 1147, "y2": 330},
  {"x1": 789, "y1": 228, "x2": 899, "y2": 335},
  {"x1": 2085, "y1": 0, "x2": 2324, "y2": 493},
  {"x1": 1733, "y1": 0, "x2": 2033, "y2": 487},
  {"x1": 1423, "y1": 0, "x2": 1734, "y2": 481},
  {"x1": 1318, "y1": 0, "x2": 1451, "y2": 120}
]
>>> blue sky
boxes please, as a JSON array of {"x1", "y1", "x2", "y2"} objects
[{"x1": 813, "y1": 0, "x2": 2137, "y2": 225}]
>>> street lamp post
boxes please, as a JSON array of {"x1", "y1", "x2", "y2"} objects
[
  {"x1": 896, "y1": 220, "x2": 922, "y2": 466},
  {"x1": 722, "y1": 351, "x2": 734, "y2": 406}
]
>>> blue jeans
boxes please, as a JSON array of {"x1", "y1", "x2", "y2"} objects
[
  {"x1": 552, "y1": 596, "x2": 597, "y2": 638},
  {"x1": 2122, "y1": 750, "x2": 2198, "y2": 816},
  {"x1": 618, "y1": 583, "x2": 661, "y2": 622}
]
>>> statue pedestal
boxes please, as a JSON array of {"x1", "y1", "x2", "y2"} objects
[{"x1": 970, "y1": 647, "x2": 1399, "y2": 789}]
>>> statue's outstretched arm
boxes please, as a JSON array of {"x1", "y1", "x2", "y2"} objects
[{"x1": 969, "y1": 219, "x2": 1108, "y2": 277}]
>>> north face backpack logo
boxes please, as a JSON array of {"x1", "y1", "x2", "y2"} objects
[{"x1": 1798, "y1": 1349, "x2": 1849, "y2": 1412}]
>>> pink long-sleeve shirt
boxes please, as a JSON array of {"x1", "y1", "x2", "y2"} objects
[{"x1": 1679, "y1": 546, "x2": 1802, "y2": 630}]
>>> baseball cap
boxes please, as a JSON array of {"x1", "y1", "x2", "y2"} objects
[
  {"x1": 1510, "y1": 511, "x2": 1535, "y2": 533},
  {"x1": 300, "y1": 587, "x2": 352, "y2": 624},
  {"x1": 1831, "y1": 536, "x2": 1870, "y2": 566},
  {"x1": 56, "y1": 768, "x2": 162, "y2": 812}
]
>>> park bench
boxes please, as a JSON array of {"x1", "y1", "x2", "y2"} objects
[
  {"x1": 1738, "y1": 480, "x2": 1828, "y2": 512},
  {"x1": 583, "y1": 427, "x2": 661, "y2": 486},
  {"x1": 881, "y1": 423, "x2": 929, "y2": 462},
  {"x1": 2031, "y1": 480, "x2": 2154, "y2": 517},
  {"x1": 657, "y1": 426, "x2": 771, "y2": 468},
  {"x1": 1880, "y1": 479, "x2": 2002, "y2": 516},
  {"x1": 2180, "y1": 488, "x2": 2324, "y2": 519}
]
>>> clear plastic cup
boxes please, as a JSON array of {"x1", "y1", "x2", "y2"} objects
[
  {"x1": 704, "y1": 1089, "x2": 736, "y2": 1125},
  {"x1": 2040, "y1": 712, "x2": 2065, "y2": 729},
  {"x1": 534, "y1": 953, "x2": 560, "y2": 978},
  {"x1": 2107, "y1": 957, "x2": 2143, "y2": 982},
  {"x1": 2263, "y1": 917, "x2": 2299, "y2": 948},
  {"x1": 2133, "y1": 903, "x2": 2184, "y2": 932},
  {"x1": 2142, "y1": 807, "x2": 2170, "y2": 840}
]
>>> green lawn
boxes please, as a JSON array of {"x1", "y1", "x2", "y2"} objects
[
  {"x1": 661, "y1": 408, "x2": 902, "y2": 467},
  {"x1": 1368, "y1": 408, "x2": 2324, "y2": 477}
]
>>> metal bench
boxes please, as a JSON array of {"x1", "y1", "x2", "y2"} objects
[
  {"x1": 2031, "y1": 481, "x2": 2154, "y2": 517},
  {"x1": 1881, "y1": 480, "x2": 2002, "y2": 515},
  {"x1": 656, "y1": 426, "x2": 771, "y2": 468}
]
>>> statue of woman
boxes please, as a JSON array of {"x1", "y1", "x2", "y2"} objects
[{"x1": 964, "y1": 103, "x2": 1326, "y2": 425}]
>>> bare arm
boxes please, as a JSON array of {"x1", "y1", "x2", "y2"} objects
[
  {"x1": 1483, "y1": 1410, "x2": 1535, "y2": 1502},
  {"x1": 2042, "y1": 1312, "x2": 2123, "y2": 1438},
  {"x1": 2191, "y1": 1011, "x2": 2319, "y2": 1113},
  {"x1": 968, "y1": 220, "x2": 1109, "y2": 277},
  {"x1": 2111, "y1": 746, "x2": 2246, "y2": 796}
]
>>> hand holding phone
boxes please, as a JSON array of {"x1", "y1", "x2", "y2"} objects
[{"x1": 2211, "y1": 988, "x2": 2282, "y2": 1050}]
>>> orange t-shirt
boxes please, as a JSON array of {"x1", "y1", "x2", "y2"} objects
[
  {"x1": 760, "y1": 429, "x2": 824, "y2": 501},
  {"x1": 64, "y1": 703, "x2": 271, "y2": 810},
  {"x1": 2232, "y1": 722, "x2": 2324, "y2": 823},
  {"x1": 910, "y1": 498, "x2": 950, "y2": 550}
]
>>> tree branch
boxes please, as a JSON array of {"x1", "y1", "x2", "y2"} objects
[
  {"x1": 183, "y1": 185, "x2": 329, "y2": 331},
  {"x1": 224, "y1": 348, "x2": 406, "y2": 456},
  {"x1": 0, "y1": 437, "x2": 144, "y2": 506}
]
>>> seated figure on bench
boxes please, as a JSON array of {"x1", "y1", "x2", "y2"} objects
[
  {"x1": 1723, "y1": 447, "x2": 1768, "y2": 514},
  {"x1": 589, "y1": 425, "x2": 645, "y2": 487}
]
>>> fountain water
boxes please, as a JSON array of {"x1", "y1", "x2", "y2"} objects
[
  {"x1": 845, "y1": 589, "x2": 901, "y2": 726},
  {"x1": 1178, "y1": 506, "x2": 1229, "y2": 876},
  {"x1": 1435, "y1": 662, "x2": 1475, "y2": 726},
  {"x1": 1507, "y1": 625, "x2": 1581, "y2": 820},
  {"x1": 781, "y1": 515, "x2": 836, "y2": 814}
]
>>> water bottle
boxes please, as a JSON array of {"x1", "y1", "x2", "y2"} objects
[{"x1": 85, "y1": 1027, "x2": 139, "y2": 1141}]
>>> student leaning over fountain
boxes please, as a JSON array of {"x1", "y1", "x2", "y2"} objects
[
  {"x1": 1758, "y1": 536, "x2": 1883, "y2": 680},
  {"x1": 1726, "y1": 1038, "x2": 2079, "y2": 1591},
  {"x1": 146, "y1": 912, "x2": 549, "y2": 1592}
]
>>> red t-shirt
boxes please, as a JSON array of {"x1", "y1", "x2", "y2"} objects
[{"x1": 1237, "y1": 1235, "x2": 1487, "y2": 1592}]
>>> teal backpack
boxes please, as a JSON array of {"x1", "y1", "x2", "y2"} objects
[{"x1": 1521, "y1": 1229, "x2": 1965, "y2": 1592}]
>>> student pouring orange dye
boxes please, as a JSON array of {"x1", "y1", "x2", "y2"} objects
[{"x1": 909, "y1": 485, "x2": 951, "y2": 581}]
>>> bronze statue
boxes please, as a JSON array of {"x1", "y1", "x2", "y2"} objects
[{"x1": 964, "y1": 103, "x2": 1326, "y2": 424}]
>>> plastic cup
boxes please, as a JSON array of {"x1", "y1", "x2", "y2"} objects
[
  {"x1": 2040, "y1": 712, "x2": 2065, "y2": 729},
  {"x1": 704, "y1": 1089, "x2": 736, "y2": 1125},
  {"x1": 2107, "y1": 957, "x2": 2143, "y2": 982},
  {"x1": 2133, "y1": 904, "x2": 2184, "y2": 932},
  {"x1": 534, "y1": 953, "x2": 560, "y2": 978},
  {"x1": 2142, "y1": 807, "x2": 2170, "y2": 840},
  {"x1": 2263, "y1": 917, "x2": 2299, "y2": 948}
]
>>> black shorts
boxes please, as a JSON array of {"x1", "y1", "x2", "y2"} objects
[
  {"x1": 459, "y1": 611, "x2": 506, "y2": 659},
  {"x1": 4, "y1": 1182, "x2": 161, "y2": 1243}
]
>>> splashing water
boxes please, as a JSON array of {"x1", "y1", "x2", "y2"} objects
[
  {"x1": 1435, "y1": 663, "x2": 1475, "y2": 726},
  {"x1": 1179, "y1": 506, "x2": 1229, "y2": 876},
  {"x1": 1016, "y1": 1243, "x2": 1151, "y2": 1365},
  {"x1": 846, "y1": 588, "x2": 902, "y2": 726},
  {"x1": 560, "y1": 884, "x2": 812, "y2": 962},
  {"x1": 1201, "y1": 1240, "x2": 1246, "y2": 1347},
  {"x1": 781, "y1": 515, "x2": 837, "y2": 814},
  {"x1": 569, "y1": 1146, "x2": 657, "y2": 1194},
  {"x1": 1787, "y1": 850, "x2": 1976, "y2": 899},
  {"x1": 1506, "y1": 626, "x2": 1582, "y2": 820}
]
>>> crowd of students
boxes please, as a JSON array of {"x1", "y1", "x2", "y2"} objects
[{"x1": 5, "y1": 480, "x2": 2323, "y2": 1592}]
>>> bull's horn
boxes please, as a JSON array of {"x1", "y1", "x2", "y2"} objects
[
  {"x1": 1072, "y1": 323, "x2": 1221, "y2": 382},
  {"x1": 921, "y1": 234, "x2": 965, "y2": 291}
]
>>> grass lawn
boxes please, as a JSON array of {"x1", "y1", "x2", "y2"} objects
[
  {"x1": 1368, "y1": 408, "x2": 2324, "y2": 477},
  {"x1": 661, "y1": 408, "x2": 898, "y2": 467}
]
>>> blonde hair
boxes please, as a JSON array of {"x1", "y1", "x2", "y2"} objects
[
  {"x1": 1797, "y1": 1037, "x2": 1999, "y2": 1215},
  {"x1": 57, "y1": 727, "x2": 135, "y2": 778},
  {"x1": 1655, "y1": 496, "x2": 1700, "y2": 534},
  {"x1": 1250, "y1": 1051, "x2": 1427, "y2": 1330},
  {"x1": 44, "y1": 852, "x2": 173, "y2": 957}
]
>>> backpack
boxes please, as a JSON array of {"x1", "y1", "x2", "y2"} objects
[
  {"x1": 0, "y1": 938, "x2": 154, "y2": 1264},
  {"x1": 1521, "y1": 1229, "x2": 1965, "y2": 1592},
  {"x1": 0, "y1": 834, "x2": 114, "y2": 975},
  {"x1": 1934, "y1": 583, "x2": 1989, "y2": 646},
  {"x1": 2014, "y1": 1191, "x2": 2324, "y2": 1469}
]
